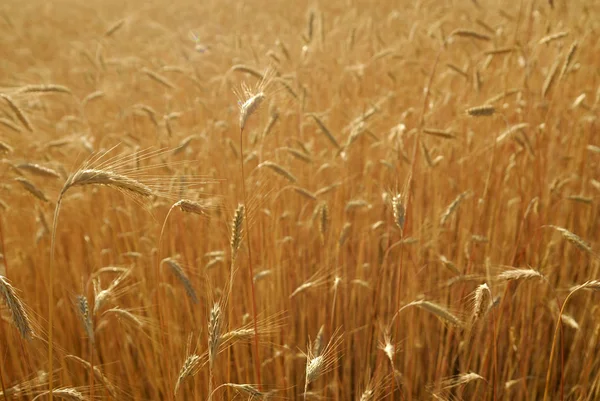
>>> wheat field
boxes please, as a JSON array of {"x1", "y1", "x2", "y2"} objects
[{"x1": 0, "y1": 0, "x2": 599, "y2": 400}]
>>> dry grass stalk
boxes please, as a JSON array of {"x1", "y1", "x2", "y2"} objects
[
  {"x1": 466, "y1": 105, "x2": 495, "y2": 116},
  {"x1": 161, "y1": 258, "x2": 198, "y2": 304},
  {"x1": 0, "y1": 275, "x2": 34, "y2": 340},
  {"x1": 258, "y1": 161, "x2": 297, "y2": 183},
  {"x1": 484, "y1": 47, "x2": 515, "y2": 55},
  {"x1": 17, "y1": 163, "x2": 61, "y2": 179},
  {"x1": 0, "y1": 93, "x2": 33, "y2": 131},
  {"x1": 15, "y1": 177, "x2": 49, "y2": 202},
  {"x1": 338, "y1": 222, "x2": 351, "y2": 247}
]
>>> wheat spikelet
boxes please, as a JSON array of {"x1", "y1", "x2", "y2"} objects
[
  {"x1": 560, "y1": 41, "x2": 578, "y2": 81},
  {"x1": 231, "y1": 64, "x2": 266, "y2": 80},
  {"x1": 304, "y1": 327, "x2": 342, "y2": 398},
  {"x1": 102, "y1": 307, "x2": 145, "y2": 329},
  {"x1": 104, "y1": 19, "x2": 125, "y2": 37},
  {"x1": 289, "y1": 186, "x2": 316, "y2": 201},
  {"x1": 161, "y1": 257, "x2": 198, "y2": 304},
  {"x1": 547, "y1": 225, "x2": 592, "y2": 254},
  {"x1": 0, "y1": 275, "x2": 34, "y2": 340},
  {"x1": 318, "y1": 202, "x2": 328, "y2": 243},
  {"x1": 391, "y1": 194, "x2": 405, "y2": 231},
  {"x1": 440, "y1": 192, "x2": 468, "y2": 226},
  {"x1": 0, "y1": 117, "x2": 22, "y2": 132},
  {"x1": 17, "y1": 163, "x2": 61, "y2": 179},
  {"x1": 401, "y1": 300, "x2": 463, "y2": 327},
  {"x1": 496, "y1": 123, "x2": 529, "y2": 143},
  {"x1": 142, "y1": 67, "x2": 176, "y2": 89},
  {"x1": 76, "y1": 295, "x2": 94, "y2": 344},
  {"x1": 0, "y1": 140, "x2": 14, "y2": 153},
  {"x1": 466, "y1": 105, "x2": 495, "y2": 116},
  {"x1": 16, "y1": 84, "x2": 71, "y2": 95},
  {"x1": 484, "y1": 47, "x2": 515, "y2": 55},
  {"x1": 208, "y1": 302, "x2": 222, "y2": 369},
  {"x1": 446, "y1": 63, "x2": 468, "y2": 78},
  {"x1": 65, "y1": 355, "x2": 118, "y2": 398},
  {"x1": 63, "y1": 169, "x2": 153, "y2": 198},
  {"x1": 258, "y1": 161, "x2": 297, "y2": 183},
  {"x1": 438, "y1": 372, "x2": 484, "y2": 389},
  {"x1": 32, "y1": 387, "x2": 87, "y2": 401},
  {"x1": 309, "y1": 114, "x2": 341, "y2": 149},
  {"x1": 312, "y1": 325, "x2": 325, "y2": 357},
  {"x1": 450, "y1": 29, "x2": 491, "y2": 41},
  {"x1": 15, "y1": 177, "x2": 49, "y2": 202},
  {"x1": 423, "y1": 128, "x2": 455, "y2": 139},
  {"x1": 230, "y1": 204, "x2": 244, "y2": 263},
  {"x1": 286, "y1": 147, "x2": 312, "y2": 163},
  {"x1": 314, "y1": 182, "x2": 340, "y2": 197},
  {"x1": 497, "y1": 268, "x2": 544, "y2": 282},
  {"x1": 222, "y1": 383, "x2": 266, "y2": 397},
  {"x1": 174, "y1": 354, "x2": 202, "y2": 395},
  {"x1": 472, "y1": 283, "x2": 492, "y2": 322},
  {"x1": 542, "y1": 58, "x2": 560, "y2": 98},
  {"x1": 338, "y1": 222, "x2": 351, "y2": 247},
  {"x1": 539, "y1": 31, "x2": 569, "y2": 45},
  {"x1": 175, "y1": 199, "x2": 206, "y2": 216},
  {"x1": 0, "y1": 94, "x2": 33, "y2": 131}
]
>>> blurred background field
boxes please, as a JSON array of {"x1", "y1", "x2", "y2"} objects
[{"x1": 0, "y1": 0, "x2": 599, "y2": 400}]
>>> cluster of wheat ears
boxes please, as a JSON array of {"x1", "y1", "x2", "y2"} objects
[{"x1": 0, "y1": 0, "x2": 599, "y2": 400}]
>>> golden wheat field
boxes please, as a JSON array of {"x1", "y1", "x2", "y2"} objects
[{"x1": 0, "y1": 0, "x2": 599, "y2": 400}]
